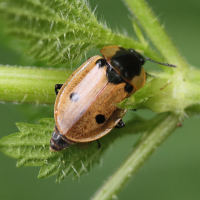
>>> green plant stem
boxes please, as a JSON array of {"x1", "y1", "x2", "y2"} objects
[
  {"x1": 123, "y1": 0, "x2": 189, "y2": 69},
  {"x1": 0, "y1": 66, "x2": 73, "y2": 104},
  {"x1": 92, "y1": 112, "x2": 179, "y2": 200}
]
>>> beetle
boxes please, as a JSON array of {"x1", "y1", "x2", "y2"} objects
[{"x1": 50, "y1": 46, "x2": 176, "y2": 151}]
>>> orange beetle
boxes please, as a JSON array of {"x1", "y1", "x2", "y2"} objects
[{"x1": 50, "y1": 46, "x2": 175, "y2": 151}]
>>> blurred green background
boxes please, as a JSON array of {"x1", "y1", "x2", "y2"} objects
[{"x1": 0, "y1": 0, "x2": 200, "y2": 199}]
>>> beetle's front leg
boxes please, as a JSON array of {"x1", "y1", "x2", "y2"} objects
[
  {"x1": 55, "y1": 84, "x2": 63, "y2": 95},
  {"x1": 115, "y1": 119, "x2": 125, "y2": 128}
]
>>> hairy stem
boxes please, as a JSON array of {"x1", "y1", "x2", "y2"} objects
[
  {"x1": 92, "y1": 113, "x2": 179, "y2": 200},
  {"x1": 0, "y1": 66, "x2": 73, "y2": 104},
  {"x1": 123, "y1": 0, "x2": 189, "y2": 70}
]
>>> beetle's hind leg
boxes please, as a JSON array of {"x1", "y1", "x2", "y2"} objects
[
  {"x1": 114, "y1": 119, "x2": 125, "y2": 128},
  {"x1": 132, "y1": 109, "x2": 137, "y2": 111},
  {"x1": 55, "y1": 84, "x2": 63, "y2": 95},
  {"x1": 96, "y1": 140, "x2": 101, "y2": 148}
]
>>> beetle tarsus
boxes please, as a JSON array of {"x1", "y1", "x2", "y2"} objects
[
  {"x1": 115, "y1": 119, "x2": 125, "y2": 128},
  {"x1": 131, "y1": 109, "x2": 137, "y2": 111},
  {"x1": 97, "y1": 140, "x2": 101, "y2": 148},
  {"x1": 55, "y1": 84, "x2": 63, "y2": 95}
]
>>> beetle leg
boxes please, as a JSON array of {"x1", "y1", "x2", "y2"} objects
[
  {"x1": 115, "y1": 119, "x2": 125, "y2": 128},
  {"x1": 131, "y1": 109, "x2": 137, "y2": 111},
  {"x1": 97, "y1": 140, "x2": 101, "y2": 148},
  {"x1": 55, "y1": 84, "x2": 63, "y2": 95}
]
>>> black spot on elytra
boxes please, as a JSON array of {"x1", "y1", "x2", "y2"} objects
[
  {"x1": 96, "y1": 59, "x2": 107, "y2": 68},
  {"x1": 124, "y1": 83, "x2": 133, "y2": 93},
  {"x1": 70, "y1": 92, "x2": 80, "y2": 102},
  {"x1": 95, "y1": 114, "x2": 106, "y2": 124}
]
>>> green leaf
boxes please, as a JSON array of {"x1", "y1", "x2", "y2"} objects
[
  {"x1": 0, "y1": 0, "x2": 162, "y2": 65},
  {"x1": 118, "y1": 66, "x2": 200, "y2": 116},
  {"x1": 118, "y1": 77, "x2": 177, "y2": 113},
  {"x1": 0, "y1": 116, "x2": 151, "y2": 182},
  {"x1": 185, "y1": 104, "x2": 200, "y2": 117}
]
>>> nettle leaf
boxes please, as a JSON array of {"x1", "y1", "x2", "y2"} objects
[
  {"x1": 118, "y1": 67, "x2": 200, "y2": 116},
  {"x1": 0, "y1": 116, "x2": 151, "y2": 182},
  {"x1": 185, "y1": 104, "x2": 200, "y2": 117},
  {"x1": 118, "y1": 78, "x2": 175, "y2": 112},
  {"x1": 0, "y1": 0, "x2": 146, "y2": 65}
]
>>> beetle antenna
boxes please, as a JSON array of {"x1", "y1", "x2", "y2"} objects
[{"x1": 144, "y1": 57, "x2": 177, "y2": 68}]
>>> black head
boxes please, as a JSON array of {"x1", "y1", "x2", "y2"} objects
[{"x1": 108, "y1": 47, "x2": 145, "y2": 82}]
